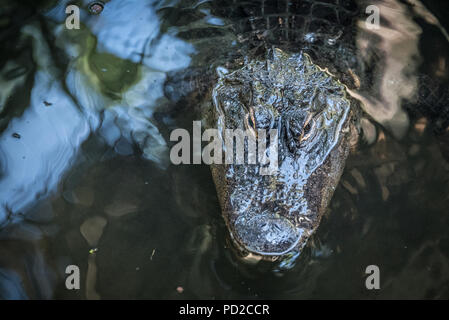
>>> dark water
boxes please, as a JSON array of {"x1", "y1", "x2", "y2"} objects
[{"x1": 0, "y1": 0, "x2": 448, "y2": 299}]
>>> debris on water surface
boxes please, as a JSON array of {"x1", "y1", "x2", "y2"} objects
[
  {"x1": 104, "y1": 201, "x2": 137, "y2": 217},
  {"x1": 342, "y1": 180, "x2": 358, "y2": 195},
  {"x1": 43, "y1": 101, "x2": 52, "y2": 106},
  {"x1": 150, "y1": 248, "x2": 156, "y2": 260},
  {"x1": 81, "y1": 216, "x2": 107, "y2": 246},
  {"x1": 360, "y1": 118, "x2": 376, "y2": 145},
  {"x1": 12, "y1": 133, "x2": 20, "y2": 139},
  {"x1": 304, "y1": 32, "x2": 317, "y2": 43},
  {"x1": 88, "y1": 1, "x2": 104, "y2": 15},
  {"x1": 89, "y1": 248, "x2": 98, "y2": 254},
  {"x1": 176, "y1": 286, "x2": 184, "y2": 294},
  {"x1": 350, "y1": 168, "x2": 367, "y2": 189},
  {"x1": 414, "y1": 117, "x2": 427, "y2": 135},
  {"x1": 327, "y1": 30, "x2": 343, "y2": 46}
]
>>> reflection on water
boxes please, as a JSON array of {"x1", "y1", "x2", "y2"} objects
[{"x1": 0, "y1": 0, "x2": 448, "y2": 299}]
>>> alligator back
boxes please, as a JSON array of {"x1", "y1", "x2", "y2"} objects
[
  {"x1": 209, "y1": 0, "x2": 360, "y2": 82},
  {"x1": 163, "y1": 0, "x2": 362, "y2": 105}
]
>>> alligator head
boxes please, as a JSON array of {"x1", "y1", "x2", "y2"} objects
[{"x1": 208, "y1": 48, "x2": 353, "y2": 259}]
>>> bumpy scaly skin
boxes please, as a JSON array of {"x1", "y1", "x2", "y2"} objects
[
  {"x1": 208, "y1": 48, "x2": 352, "y2": 257},
  {"x1": 207, "y1": 0, "x2": 360, "y2": 87}
]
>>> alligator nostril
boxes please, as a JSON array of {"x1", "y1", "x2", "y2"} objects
[
  {"x1": 248, "y1": 117, "x2": 255, "y2": 128},
  {"x1": 303, "y1": 123, "x2": 311, "y2": 134}
]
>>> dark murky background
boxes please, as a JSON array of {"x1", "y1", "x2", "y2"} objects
[{"x1": 0, "y1": 0, "x2": 448, "y2": 299}]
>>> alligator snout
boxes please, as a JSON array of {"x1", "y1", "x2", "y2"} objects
[{"x1": 233, "y1": 213, "x2": 303, "y2": 255}]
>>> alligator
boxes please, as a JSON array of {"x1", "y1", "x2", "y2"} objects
[
  {"x1": 164, "y1": 0, "x2": 363, "y2": 260},
  {"x1": 208, "y1": 48, "x2": 355, "y2": 257},
  {"x1": 163, "y1": 0, "x2": 449, "y2": 261},
  {"x1": 0, "y1": 0, "x2": 447, "y2": 262}
]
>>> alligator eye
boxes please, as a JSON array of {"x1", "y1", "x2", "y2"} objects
[
  {"x1": 303, "y1": 123, "x2": 311, "y2": 134},
  {"x1": 248, "y1": 116, "x2": 255, "y2": 129},
  {"x1": 298, "y1": 114, "x2": 314, "y2": 143},
  {"x1": 244, "y1": 108, "x2": 258, "y2": 137},
  {"x1": 247, "y1": 107, "x2": 257, "y2": 129}
]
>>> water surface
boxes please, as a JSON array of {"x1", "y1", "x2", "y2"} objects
[{"x1": 0, "y1": 0, "x2": 448, "y2": 299}]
